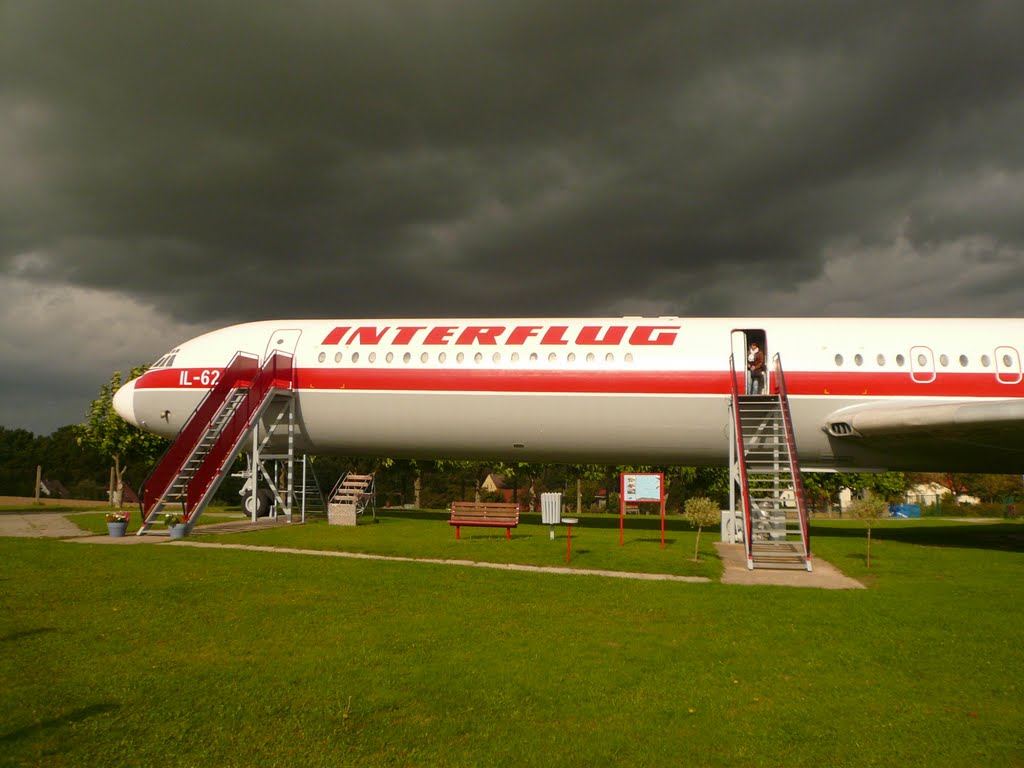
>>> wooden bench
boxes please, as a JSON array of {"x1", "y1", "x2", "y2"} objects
[{"x1": 449, "y1": 501, "x2": 520, "y2": 540}]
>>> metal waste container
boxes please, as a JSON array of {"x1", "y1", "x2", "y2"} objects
[{"x1": 541, "y1": 492, "x2": 562, "y2": 525}]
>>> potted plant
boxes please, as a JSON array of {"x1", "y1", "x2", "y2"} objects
[
  {"x1": 163, "y1": 513, "x2": 188, "y2": 540},
  {"x1": 106, "y1": 511, "x2": 129, "y2": 537}
]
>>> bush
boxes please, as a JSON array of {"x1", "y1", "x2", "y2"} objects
[{"x1": 847, "y1": 497, "x2": 889, "y2": 568}]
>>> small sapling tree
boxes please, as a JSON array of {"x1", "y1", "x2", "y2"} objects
[
  {"x1": 685, "y1": 496, "x2": 720, "y2": 562},
  {"x1": 847, "y1": 496, "x2": 890, "y2": 568}
]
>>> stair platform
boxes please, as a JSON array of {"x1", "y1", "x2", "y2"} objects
[{"x1": 716, "y1": 544, "x2": 863, "y2": 589}]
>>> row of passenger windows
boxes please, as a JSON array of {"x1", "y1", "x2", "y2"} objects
[
  {"x1": 834, "y1": 352, "x2": 1014, "y2": 368},
  {"x1": 316, "y1": 350, "x2": 637, "y2": 365}
]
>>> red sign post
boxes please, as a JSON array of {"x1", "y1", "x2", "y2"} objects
[{"x1": 619, "y1": 472, "x2": 666, "y2": 548}]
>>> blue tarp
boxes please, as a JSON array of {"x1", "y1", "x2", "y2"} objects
[{"x1": 889, "y1": 504, "x2": 921, "y2": 518}]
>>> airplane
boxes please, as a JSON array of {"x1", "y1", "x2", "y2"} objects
[{"x1": 112, "y1": 317, "x2": 1024, "y2": 473}]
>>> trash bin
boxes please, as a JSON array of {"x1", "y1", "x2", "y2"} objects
[{"x1": 541, "y1": 493, "x2": 562, "y2": 525}]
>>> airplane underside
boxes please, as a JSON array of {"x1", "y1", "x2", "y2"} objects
[{"x1": 134, "y1": 387, "x2": 1023, "y2": 472}]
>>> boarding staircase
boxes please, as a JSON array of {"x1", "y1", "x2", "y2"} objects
[
  {"x1": 137, "y1": 351, "x2": 295, "y2": 535},
  {"x1": 327, "y1": 472, "x2": 376, "y2": 524},
  {"x1": 729, "y1": 354, "x2": 811, "y2": 570}
]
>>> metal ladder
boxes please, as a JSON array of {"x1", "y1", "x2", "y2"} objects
[{"x1": 729, "y1": 354, "x2": 811, "y2": 570}]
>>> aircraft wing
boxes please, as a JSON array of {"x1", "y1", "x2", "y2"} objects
[{"x1": 821, "y1": 399, "x2": 1024, "y2": 472}]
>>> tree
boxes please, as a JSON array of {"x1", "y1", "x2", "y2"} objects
[
  {"x1": 76, "y1": 367, "x2": 168, "y2": 507},
  {"x1": 684, "y1": 497, "x2": 720, "y2": 562},
  {"x1": 847, "y1": 496, "x2": 890, "y2": 568}
]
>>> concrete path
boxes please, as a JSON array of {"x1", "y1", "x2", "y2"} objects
[
  {"x1": 0, "y1": 512, "x2": 93, "y2": 538},
  {"x1": 90, "y1": 539, "x2": 715, "y2": 583},
  {"x1": 715, "y1": 542, "x2": 864, "y2": 589}
]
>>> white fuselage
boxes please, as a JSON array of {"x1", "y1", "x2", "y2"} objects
[{"x1": 113, "y1": 317, "x2": 1024, "y2": 472}]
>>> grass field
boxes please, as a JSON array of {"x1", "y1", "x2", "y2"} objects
[{"x1": 2, "y1": 513, "x2": 1022, "y2": 767}]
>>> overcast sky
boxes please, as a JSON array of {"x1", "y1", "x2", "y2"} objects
[{"x1": 2, "y1": 1, "x2": 1023, "y2": 435}]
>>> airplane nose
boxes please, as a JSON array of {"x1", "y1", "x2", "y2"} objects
[{"x1": 113, "y1": 378, "x2": 139, "y2": 427}]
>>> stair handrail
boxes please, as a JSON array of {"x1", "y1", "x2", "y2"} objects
[
  {"x1": 328, "y1": 471, "x2": 374, "y2": 508},
  {"x1": 140, "y1": 351, "x2": 260, "y2": 519},
  {"x1": 328, "y1": 471, "x2": 351, "y2": 505},
  {"x1": 772, "y1": 353, "x2": 811, "y2": 562},
  {"x1": 729, "y1": 354, "x2": 755, "y2": 566},
  {"x1": 184, "y1": 351, "x2": 295, "y2": 517}
]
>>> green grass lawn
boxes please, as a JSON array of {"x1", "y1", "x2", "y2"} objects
[
  {"x1": 2, "y1": 517, "x2": 1022, "y2": 767},
  {"x1": 211, "y1": 509, "x2": 724, "y2": 579}
]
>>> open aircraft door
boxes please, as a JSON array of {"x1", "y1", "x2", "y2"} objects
[{"x1": 731, "y1": 328, "x2": 767, "y2": 394}]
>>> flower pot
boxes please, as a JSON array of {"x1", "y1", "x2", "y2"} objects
[
  {"x1": 168, "y1": 524, "x2": 187, "y2": 540},
  {"x1": 107, "y1": 521, "x2": 128, "y2": 538}
]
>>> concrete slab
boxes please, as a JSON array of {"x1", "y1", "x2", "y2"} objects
[
  {"x1": 0, "y1": 512, "x2": 93, "y2": 538},
  {"x1": 715, "y1": 542, "x2": 864, "y2": 589}
]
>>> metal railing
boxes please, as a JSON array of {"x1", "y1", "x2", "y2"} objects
[
  {"x1": 772, "y1": 353, "x2": 811, "y2": 562},
  {"x1": 729, "y1": 354, "x2": 755, "y2": 566},
  {"x1": 184, "y1": 351, "x2": 294, "y2": 517},
  {"x1": 140, "y1": 352, "x2": 260, "y2": 520}
]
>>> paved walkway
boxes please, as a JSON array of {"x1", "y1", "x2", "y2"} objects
[
  {"x1": 0, "y1": 512, "x2": 94, "y2": 538},
  {"x1": 715, "y1": 542, "x2": 864, "y2": 589},
  {"x1": 167, "y1": 541, "x2": 714, "y2": 582}
]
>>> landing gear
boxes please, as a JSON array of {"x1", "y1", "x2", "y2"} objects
[{"x1": 241, "y1": 488, "x2": 274, "y2": 518}]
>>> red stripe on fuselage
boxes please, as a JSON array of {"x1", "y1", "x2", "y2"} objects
[{"x1": 137, "y1": 367, "x2": 1024, "y2": 398}]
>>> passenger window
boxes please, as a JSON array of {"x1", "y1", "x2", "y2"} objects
[
  {"x1": 318, "y1": 352, "x2": 326, "y2": 363},
  {"x1": 958, "y1": 354, "x2": 968, "y2": 367},
  {"x1": 939, "y1": 354, "x2": 949, "y2": 367},
  {"x1": 876, "y1": 354, "x2": 885, "y2": 366},
  {"x1": 896, "y1": 354, "x2": 905, "y2": 367},
  {"x1": 981, "y1": 354, "x2": 991, "y2": 367},
  {"x1": 834, "y1": 354, "x2": 844, "y2": 366},
  {"x1": 854, "y1": 354, "x2": 863, "y2": 366}
]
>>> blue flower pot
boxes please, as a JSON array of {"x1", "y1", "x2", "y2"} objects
[
  {"x1": 168, "y1": 524, "x2": 187, "y2": 540},
  {"x1": 107, "y1": 521, "x2": 128, "y2": 538}
]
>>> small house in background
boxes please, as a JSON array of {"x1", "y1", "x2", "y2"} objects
[
  {"x1": 481, "y1": 474, "x2": 515, "y2": 502},
  {"x1": 903, "y1": 481, "x2": 979, "y2": 507},
  {"x1": 40, "y1": 479, "x2": 70, "y2": 498}
]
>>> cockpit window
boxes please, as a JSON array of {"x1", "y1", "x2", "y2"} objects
[{"x1": 150, "y1": 349, "x2": 180, "y2": 368}]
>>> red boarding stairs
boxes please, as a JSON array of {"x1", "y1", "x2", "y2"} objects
[{"x1": 137, "y1": 351, "x2": 294, "y2": 535}]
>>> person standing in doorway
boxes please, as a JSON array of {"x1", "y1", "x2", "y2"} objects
[{"x1": 748, "y1": 342, "x2": 765, "y2": 394}]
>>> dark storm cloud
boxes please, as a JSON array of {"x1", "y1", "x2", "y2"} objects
[{"x1": 1, "y1": 1, "x2": 1023, "y2": 432}]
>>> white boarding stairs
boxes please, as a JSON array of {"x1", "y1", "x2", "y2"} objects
[
  {"x1": 137, "y1": 351, "x2": 295, "y2": 535},
  {"x1": 730, "y1": 354, "x2": 811, "y2": 571},
  {"x1": 329, "y1": 473, "x2": 376, "y2": 522}
]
